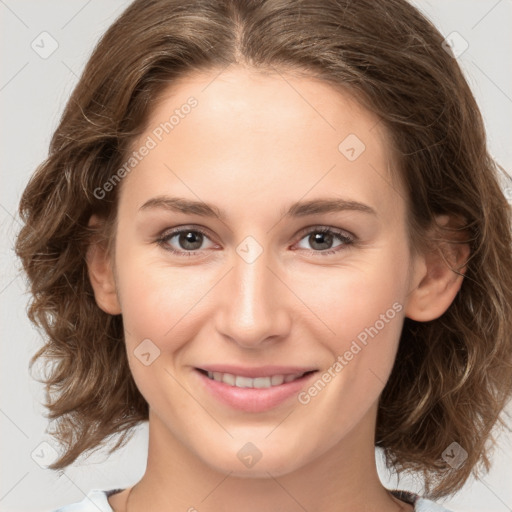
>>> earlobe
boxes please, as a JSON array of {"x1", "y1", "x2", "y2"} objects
[
  {"x1": 85, "y1": 215, "x2": 122, "y2": 315},
  {"x1": 405, "y1": 216, "x2": 470, "y2": 322}
]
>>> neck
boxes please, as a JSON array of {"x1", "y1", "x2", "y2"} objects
[{"x1": 120, "y1": 407, "x2": 412, "y2": 512}]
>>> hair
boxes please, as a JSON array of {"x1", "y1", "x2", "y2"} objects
[{"x1": 15, "y1": 0, "x2": 512, "y2": 500}]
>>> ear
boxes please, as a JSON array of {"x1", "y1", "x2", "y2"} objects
[
  {"x1": 85, "y1": 214, "x2": 122, "y2": 315},
  {"x1": 405, "y1": 215, "x2": 470, "y2": 322}
]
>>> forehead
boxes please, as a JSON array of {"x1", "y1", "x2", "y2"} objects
[
  {"x1": 144, "y1": 67, "x2": 385, "y2": 151},
  {"x1": 120, "y1": 67, "x2": 404, "y2": 223}
]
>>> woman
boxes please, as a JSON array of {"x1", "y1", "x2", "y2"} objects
[{"x1": 15, "y1": 0, "x2": 512, "y2": 511}]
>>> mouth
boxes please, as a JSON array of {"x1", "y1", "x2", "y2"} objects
[
  {"x1": 196, "y1": 368, "x2": 316, "y2": 388},
  {"x1": 194, "y1": 367, "x2": 318, "y2": 412}
]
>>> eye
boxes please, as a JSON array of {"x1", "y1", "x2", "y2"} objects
[
  {"x1": 156, "y1": 226, "x2": 217, "y2": 257},
  {"x1": 156, "y1": 225, "x2": 355, "y2": 258},
  {"x1": 294, "y1": 226, "x2": 355, "y2": 256}
]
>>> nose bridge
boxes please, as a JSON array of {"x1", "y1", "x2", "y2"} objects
[{"x1": 216, "y1": 235, "x2": 290, "y2": 346}]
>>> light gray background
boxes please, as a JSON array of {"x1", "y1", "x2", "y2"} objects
[{"x1": 1, "y1": 1, "x2": 511, "y2": 511}]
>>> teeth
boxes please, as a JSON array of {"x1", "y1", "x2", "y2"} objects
[
  {"x1": 235, "y1": 376, "x2": 253, "y2": 388},
  {"x1": 222, "y1": 372, "x2": 235, "y2": 386},
  {"x1": 271, "y1": 375, "x2": 285, "y2": 386},
  {"x1": 254, "y1": 377, "x2": 273, "y2": 388},
  {"x1": 204, "y1": 371, "x2": 305, "y2": 388}
]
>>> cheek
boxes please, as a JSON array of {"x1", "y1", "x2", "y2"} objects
[
  {"x1": 118, "y1": 258, "x2": 207, "y2": 344},
  {"x1": 302, "y1": 243, "x2": 409, "y2": 407},
  {"x1": 115, "y1": 255, "x2": 207, "y2": 406},
  {"x1": 297, "y1": 247, "x2": 409, "y2": 347}
]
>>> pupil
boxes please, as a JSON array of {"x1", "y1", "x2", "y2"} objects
[
  {"x1": 311, "y1": 232, "x2": 332, "y2": 250},
  {"x1": 180, "y1": 231, "x2": 202, "y2": 250}
]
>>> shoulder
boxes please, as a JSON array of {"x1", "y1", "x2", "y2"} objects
[
  {"x1": 391, "y1": 490, "x2": 456, "y2": 512},
  {"x1": 52, "y1": 488, "x2": 123, "y2": 512}
]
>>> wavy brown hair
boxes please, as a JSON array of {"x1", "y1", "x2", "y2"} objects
[{"x1": 15, "y1": 0, "x2": 512, "y2": 499}]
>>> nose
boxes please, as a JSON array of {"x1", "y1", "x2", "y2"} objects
[{"x1": 214, "y1": 243, "x2": 292, "y2": 349}]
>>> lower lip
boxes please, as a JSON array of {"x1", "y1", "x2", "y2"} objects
[{"x1": 195, "y1": 369, "x2": 317, "y2": 413}]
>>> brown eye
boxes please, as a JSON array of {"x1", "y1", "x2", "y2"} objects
[
  {"x1": 174, "y1": 230, "x2": 204, "y2": 251},
  {"x1": 295, "y1": 227, "x2": 354, "y2": 255},
  {"x1": 157, "y1": 227, "x2": 216, "y2": 256}
]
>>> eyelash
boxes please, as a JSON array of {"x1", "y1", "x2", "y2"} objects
[{"x1": 155, "y1": 225, "x2": 355, "y2": 258}]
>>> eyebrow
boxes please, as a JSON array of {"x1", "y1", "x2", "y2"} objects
[{"x1": 138, "y1": 196, "x2": 377, "y2": 220}]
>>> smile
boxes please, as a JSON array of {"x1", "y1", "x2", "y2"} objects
[
  {"x1": 204, "y1": 370, "x2": 309, "y2": 388},
  {"x1": 195, "y1": 367, "x2": 318, "y2": 412}
]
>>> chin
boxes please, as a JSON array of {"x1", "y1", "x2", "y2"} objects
[{"x1": 199, "y1": 441, "x2": 309, "y2": 478}]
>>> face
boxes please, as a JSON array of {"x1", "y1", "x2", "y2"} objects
[{"x1": 97, "y1": 67, "x2": 420, "y2": 477}]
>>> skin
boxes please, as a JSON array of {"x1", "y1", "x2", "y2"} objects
[{"x1": 87, "y1": 66, "x2": 469, "y2": 512}]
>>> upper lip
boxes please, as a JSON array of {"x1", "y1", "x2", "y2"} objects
[{"x1": 196, "y1": 365, "x2": 317, "y2": 378}]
